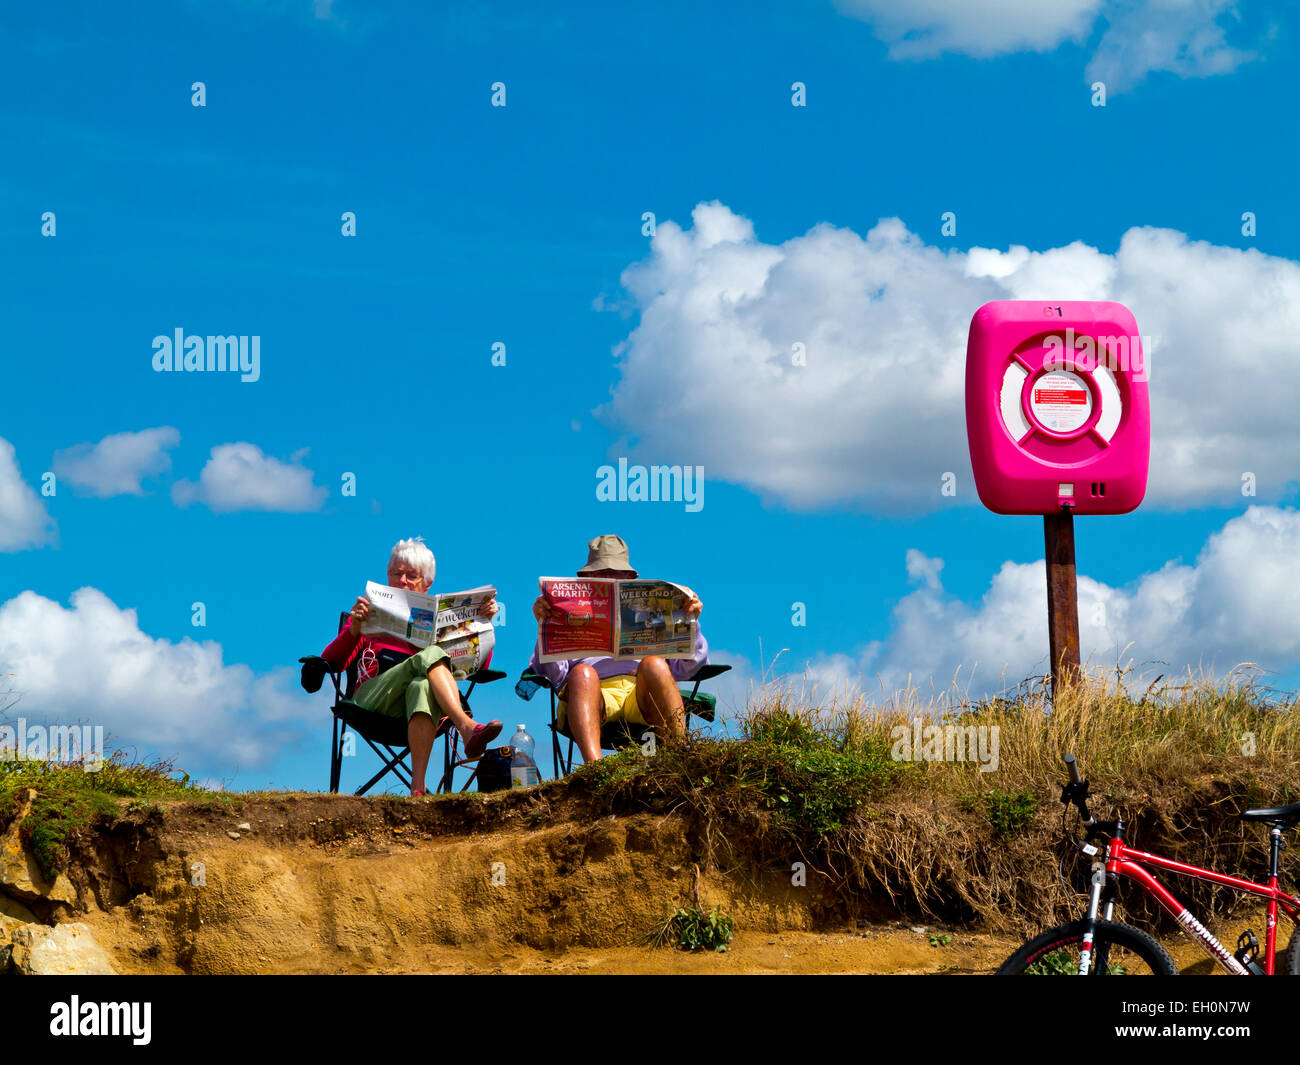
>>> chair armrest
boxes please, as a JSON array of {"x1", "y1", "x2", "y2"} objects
[
  {"x1": 469, "y1": 669, "x2": 508, "y2": 684},
  {"x1": 691, "y1": 663, "x2": 732, "y2": 683},
  {"x1": 514, "y1": 667, "x2": 554, "y2": 701},
  {"x1": 680, "y1": 689, "x2": 717, "y2": 723},
  {"x1": 298, "y1": 655, "x2": 337, "y2": 694}
]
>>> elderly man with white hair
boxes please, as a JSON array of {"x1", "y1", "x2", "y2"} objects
[{"x1": 320, "y1": 536, "x2": 501, "y2": 796}]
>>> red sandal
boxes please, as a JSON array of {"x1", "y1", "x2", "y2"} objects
[{"x1": 463, "y1": 720, "x2": 503, "y2": 759}]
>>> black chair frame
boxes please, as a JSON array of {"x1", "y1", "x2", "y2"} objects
[
  {"x1": 518, "y1": 662, "x2": 731, "y2": 777},
  {"x1": 300, "y1": 614, "x2": 506, "y2": 795}
]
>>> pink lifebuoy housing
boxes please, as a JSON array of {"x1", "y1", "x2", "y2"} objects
[{"x1": 965, "y1": 300, "x2": 1150, "y2": 515}]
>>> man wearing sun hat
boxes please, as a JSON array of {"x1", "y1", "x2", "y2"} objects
[{"x1": 528, "y1": 534, "x2": 708, "y2": 763}]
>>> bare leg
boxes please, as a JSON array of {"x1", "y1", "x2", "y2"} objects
[
  {"x1": 424, "y1": 660, "x2": 476, "y2": 739},
  {"x1": 634, "y1": 656, "x2": 685, "y2": 743},
  {"x1": 408, "y1": 712, "x2": 438, "y2": 794},
  {"x1": 409, "y1": 661, "x2": 476, "y2": 794},
  {"x1": 564, "y1": 664, "x2": 604, "y2": 763}
]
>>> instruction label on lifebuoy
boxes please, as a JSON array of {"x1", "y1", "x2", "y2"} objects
[{"x1": 1029, "y1": 370, "x2": 1091, "y2": 433}]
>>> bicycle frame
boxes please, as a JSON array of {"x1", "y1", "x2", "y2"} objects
[{"x1": 1095, "y1": 827, "x2": 1300, "y2": 975}]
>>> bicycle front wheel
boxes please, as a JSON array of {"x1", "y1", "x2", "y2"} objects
[{"x1": 997, "y1": 920, "x2": 1178, "y2": 975}]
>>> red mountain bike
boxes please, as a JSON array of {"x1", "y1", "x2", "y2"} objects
[{"x1": 998, "y1": 755, "x2": 1300, "y2": 975}]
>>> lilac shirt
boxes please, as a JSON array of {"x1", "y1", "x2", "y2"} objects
[{"x1": 529, "y1": 628, "x2": 709, "y2": 693}]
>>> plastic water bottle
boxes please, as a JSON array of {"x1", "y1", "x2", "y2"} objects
[{"x1": 510, "y1": 725, "x2": 540, "y2": 787}]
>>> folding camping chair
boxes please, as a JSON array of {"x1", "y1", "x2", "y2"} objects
[
  {"x1": 514, "y1": 662, "x2": 732, "y2": 777},
  {"x1": 299, "y1": 613, "x2": 507, "y2": 795}
]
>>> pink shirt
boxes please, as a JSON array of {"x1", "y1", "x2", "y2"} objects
[
  {"x1": 321, "y1": 624, "x2": 419, "y2": 686},
  {"x1": 322, "y1": 620, "x2": 495, "y2": 686}
]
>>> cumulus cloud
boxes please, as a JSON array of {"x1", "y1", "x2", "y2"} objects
[
  {"x1": 835, "y1": 0, "x2": 1102, "y2": 59},
  {"x1": 0, "y1": 587, "x2": 317, "y2": 772},
  {"x1": 601, "y1": 202, "x2": 1300, "y2": 513},
  {"x1": 836, "y1": 0, "x2": 1259, "y2": 90},
  {"x1": 0, "y1": 437, "x2": 56, "y2": 552},
  {"x1": 172, "y1": 442, "x2": 326, "y2": 513},
  {"x1": 52, "y1": 426, "x2": 180, "y2": 497},
  {"x1": 802, "y1": 506, "x2": 1300, "y2": 698}
]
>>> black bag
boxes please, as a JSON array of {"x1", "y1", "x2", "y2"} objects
[{"x1": 477, "y1": 746, "x2": 513, "y2": 793}]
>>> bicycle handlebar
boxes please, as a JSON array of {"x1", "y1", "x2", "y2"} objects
[{"x1": 1061, "y1": 753, "x2": 1094, "y2": 824}]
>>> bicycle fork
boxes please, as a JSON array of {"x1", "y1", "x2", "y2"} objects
[{"x1": 1076, "y1": 861, "x2": 1116, "y2": 975}]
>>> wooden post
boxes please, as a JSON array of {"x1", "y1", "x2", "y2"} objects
[{"x1": 1043, "y1": 512, "x2": 1081, "y2": 694}]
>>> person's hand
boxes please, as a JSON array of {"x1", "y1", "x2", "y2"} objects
[
  {"x1": 349, "y1": 595, "x2": 371, "y2": 632},
  {"x1": 533, "y1": 595, "x2": 554, "y2": 623},
  {"x1": 478, "y1": 597, "x2": 499, "y2": 620},
  {"x1": 680, "y1": 586, "x2": 703, "y2": 619}
]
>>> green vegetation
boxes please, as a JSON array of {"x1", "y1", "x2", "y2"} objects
[
  {"x1": 1025, "y1": 949, "x2": 1076, "y2": 975},
  {"x1": 579, "y1": 701, "x2": 914, "y2": 844},
  {"x1": 648, "y1": 904, "x2": 734, "y2": 953},
  {"x1": 742, "y1": 706, "x2": 914, "y2": 835},
  {"x1": 0, "y1": 750, "x2": 208, "y2": 878},
  {"x1": 958, "y1": 788, "x2": 1039, "y2": 838},
  {"x1": 4, "y1": 663, "x2": 1299, "y2": 940},
  {"x1": 577, "y1": 666, "x2": 1300, "y2": 934},
  {"x1": 1025, "y1": 949, "x2": 1129, "y2": 976}
]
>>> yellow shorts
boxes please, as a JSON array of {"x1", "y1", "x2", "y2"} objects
[{"x1": 556, "y1": 674, "x2": 644, "y2": 733}]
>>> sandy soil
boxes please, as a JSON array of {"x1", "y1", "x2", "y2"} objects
[{"x1": 18, "y1": 789, "x2": 1291, "y2": 975}]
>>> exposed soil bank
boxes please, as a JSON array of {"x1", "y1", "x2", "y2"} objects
[
  {"x1": 7, "y1": 778, "x2": 1294, "y2": 974},
  {"x1": 42, "y1": 789, "x2": 850, "y2": 974}
]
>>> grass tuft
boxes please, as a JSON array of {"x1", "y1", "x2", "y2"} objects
[
  {"x1": 0, "y1": 749, "x2": 209, "y2": 878},
  {"x1": 647, "y1": 904, "x2": 734, "y2": 952}
]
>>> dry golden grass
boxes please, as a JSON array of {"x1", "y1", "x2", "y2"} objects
[
  {"x1": 673, "y1": 663, "x2": 1300, "y2": 934},
  {"x1": 743, "y1": 661, "x2": 1300, "y2": 793}
]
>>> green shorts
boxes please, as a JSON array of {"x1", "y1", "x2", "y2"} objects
[{"x1": 352, "y1": 644, "x2": 453, "y2": 722}]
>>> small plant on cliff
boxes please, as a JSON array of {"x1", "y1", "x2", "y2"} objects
[
  {"x1": 648, "y1": 904, "x2": 734, "y2": 953},
  {"x1": 743, "y1": 704, "x2": 913, "y2": 837},
  {"x1": 958, "y1": 788, "x2": 1040, "y2": 839}
]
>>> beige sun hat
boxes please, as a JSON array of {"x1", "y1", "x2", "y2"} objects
[{"x1": 577, "y1": 534, "x2": 637, "y2": 576}]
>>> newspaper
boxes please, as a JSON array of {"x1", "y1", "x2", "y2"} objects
[
  {"x1": 536, "y1": 577, "x2": 697, "y2": 663},
  {"x1": 361, "y1": 582, "x2": 496, "y2": 679}
]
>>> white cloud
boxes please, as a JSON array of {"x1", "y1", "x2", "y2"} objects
[
  {"x1": 52, "y1": 426, "x2": 180, "y2": 497},
  {"x1": 835, "y1": 0, "x2": 1102, "y2": 59},
  {"x1": 601, "y1": 202, "x2": 1300, "y2": 513},
  {"x1": 905, "y1": 548, "x2": 944, "y2": 591},
  {"x1": 1087, "y1": 0, "x2": 1258, "y2": 93},
  {"x1": 836, "y1": 0, "x2": 1259, "y2": 90},
  {"x1": 172, "y1": 442, "x2": 326, "y2": 513},
  {"x1": 802, "y1": 506, "x2": 1300, "y2": 698},
  {"x1": 0, "y1": 437, "x2": 56, "y2": 552},
  {"x1": 0, "y1": 587, "x2": 317, "y2": 772}
]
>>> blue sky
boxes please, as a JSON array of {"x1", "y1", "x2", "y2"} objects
[{"x1": 2, "y1": 0, "x2": 1298, "y2": 792}]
